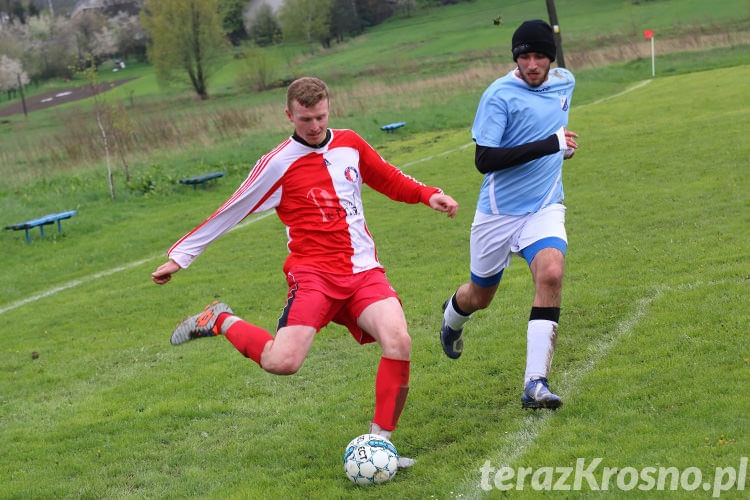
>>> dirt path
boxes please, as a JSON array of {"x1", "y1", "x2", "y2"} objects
[{"x1": 0, "y1": 77, "x2": 138, "y2": 118}]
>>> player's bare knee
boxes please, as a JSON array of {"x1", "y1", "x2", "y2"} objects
[
  {"x1": 265, "y1": 363, "x2": 300, "y2": 376},
  {"x1": 472, "y1": 296, "x2": 492, "y2": 310},
  {"x1": 380, "y1": 331, "x2": 411, "y2": 358},
  {"x1": 467, "y1": 290, "x2": 495, "y2": 311},
  {"x1": 463, "y1": 283, "x2": 496, "y2": 311},
  {"x1": 396, "y1": 331, "x2": 411, "y2": 354},
  {"x1": 262, "y1": 355, "x2": 303, "y2": 375},
  {"x1": 536, "y1": 262, "x2": 564, "y2": 290}
]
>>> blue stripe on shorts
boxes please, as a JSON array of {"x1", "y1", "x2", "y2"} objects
[
  {"x1": 471, "y1": 269, "x2": 504, "y2": 288},
  {"x1": 519, "y1": 236, "x2": 567, "y2": 266}
]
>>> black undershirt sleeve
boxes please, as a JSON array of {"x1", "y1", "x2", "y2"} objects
[{"x1": 474, "y1": 133, "x2": 560, "y2": 174}]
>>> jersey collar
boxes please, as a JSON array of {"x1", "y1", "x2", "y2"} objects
[{"x1": 292, "y1": 129, "x2": 332, "y2": 149}]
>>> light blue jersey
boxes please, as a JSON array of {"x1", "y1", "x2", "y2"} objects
[{"x1": 472, "y1": 67, "x2": 575, "y2": 215}]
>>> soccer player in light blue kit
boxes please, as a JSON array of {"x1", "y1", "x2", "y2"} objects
[{"x1": 440, "y1": 20, "x2": 579, "y2": 409}]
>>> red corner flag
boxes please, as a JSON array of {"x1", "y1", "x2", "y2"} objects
[{"x1": 644, "y1": 29, "x2": 654, "y2": 39}]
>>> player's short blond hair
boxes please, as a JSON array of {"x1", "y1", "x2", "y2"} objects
[{"x1": 286, "y1": 77, "x2": 329, "y2": 111}]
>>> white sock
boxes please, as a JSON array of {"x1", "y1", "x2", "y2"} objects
[
  {"x1": 369, "y1": 422, "x2": 391, "y2": 440},
  {"x1": 219, "y1": 315, "x2": 242, "y2": 335},
  {"x1": 524, "y1": 320, "x2": 558, "y2": 386},
  {"x1": 444, "y1": 294, "x2": 472, "y2": 330}
]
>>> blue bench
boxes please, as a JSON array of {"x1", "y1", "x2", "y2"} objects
[
  {"x1": 381, "y1": 122, "x2": 406, "y2": 133},
  {"x1": 5, "y1": 210, "x2": 78, "y2": 244},
  {"x1": 179, "y1": 171, "x2": 227, "y2": 190}
]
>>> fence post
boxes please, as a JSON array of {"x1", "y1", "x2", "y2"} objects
[{"x1": 17, "y1": 73, "x2": 28, "y2": 118}]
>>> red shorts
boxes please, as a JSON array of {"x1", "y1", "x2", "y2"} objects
[{"x1": 279, "y1": 267, "x2": 400, "y2": 344}]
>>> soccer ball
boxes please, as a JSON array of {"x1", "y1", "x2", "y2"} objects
[{"x1": 343, "y1": 433, "x2": 399, "y2": 485}]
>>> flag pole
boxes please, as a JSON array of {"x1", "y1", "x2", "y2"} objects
[
  {"x1": 650, "y1": 36, "x2": 655, "y2": 77},
  {"x1": 644, "y1": 29, "x2": 655, "y2": 78}
]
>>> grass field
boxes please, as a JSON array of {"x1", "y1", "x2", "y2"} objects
[
  {"x1": 1, "y1": 0, "x2": 749, "y2": 497},
  {"x1": 1, "y1": 62, "x2": 748, "y2": 497}
]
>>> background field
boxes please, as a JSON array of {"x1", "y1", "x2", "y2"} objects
[
  {"x1": 2, "y1": 0, "x2": 749, "y2": 189},
  {"x1": 1, "y1": 0, "x2": 749, "y2": 498}
]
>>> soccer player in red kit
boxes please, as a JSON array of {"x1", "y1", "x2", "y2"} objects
[{"x1": 152, "y1": 77, "x2": 458, "y2": 468}]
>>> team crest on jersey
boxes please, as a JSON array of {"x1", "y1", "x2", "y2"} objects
[
  {"x1": 344, "y1": 166, "x2": 359, "y2": 183},
  {"x1": 560, "y1": 96, "x2": 569, "y2": 111}
]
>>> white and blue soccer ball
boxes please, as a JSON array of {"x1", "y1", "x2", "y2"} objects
[{"x1": 343, "y1": 433, "x2": 399, "y2": 485}]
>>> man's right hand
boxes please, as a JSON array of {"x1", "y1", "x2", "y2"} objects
[{"x1": 152, "y1": 259, "x2": 181, "y2": 285}]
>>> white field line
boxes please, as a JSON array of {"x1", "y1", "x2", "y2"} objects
[
  {"x1": 456, "y1": 280, "x2": 737, "y2": 499},
  {"x1": 459, "y1": 291, "x2": 661, "y2": 499},
  {"x1": 575, "y1": 79, "x2": 652, "y2": 109},
  {"x1": 0, "y1": 211, "x2": 276, "y2": 316},
  {"x1": 401, "y1": 140, "x2": 474, "y2": 169},
  {"x1": 0, "y1": 82, "x2": 649, "y2": 317},
  {"x1": 0, "y1": 257, "x2": 155, "y2": 316},
  {"x1": 400, "y1": 79, "x2": 652, "y2": 165}
]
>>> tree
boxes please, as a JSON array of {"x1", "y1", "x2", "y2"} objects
[
  {"x1": 279, "y1": 0, "x2": 332, "y2": 51},
  {"x1": 70, "y1": 10, "x2": 107, "y2": 64},
  {"x1": 109, "y1": 12, "x2": 148, "y2": 62},
  {"x1": 219, "y1": 0, "x2": 249, "y2": 45},
  {"x1": 41, "y1": 16, "x2": 79, "y2": 78},
  {"x1": 235, "y1": 43, "x2": 278, "y2": 92},
  {"x1": 84, "y1": 60, "x2": 137, "y2": 200},
  {"x1": 10, "y1": 0, "x2": 26, "y2": 23},
  {"x1": 354, "y1": 0, "x2": 395, "y2": 27},
  {"x1": 247, "y1": 3, "x2": 281, "y2": 47},
  {"x1": 330, "y1": 0, "x2": 361, "y2": 42},
  {"x1": 27, "y1": 1, "x2": 39, "y2": 17},
  {"x1": 140, "y1": 0, "x2": 229, "y2": 100},
  {"x1": 91, "y1": 24, "x2": 118, "y2": 59},
  {"x1": 2, "y1": 14, "x2": 75, "y2": 81},
  {"x1": 395, "y1": 0, "x2": 416, "y2": 17},
  {"x1": 0, "y1": 54, "x2": 29, "y2": 93}
]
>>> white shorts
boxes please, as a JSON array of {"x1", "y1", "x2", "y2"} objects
[{"x1": 470, "y1": 203, "x2": 567, "y2": 285}]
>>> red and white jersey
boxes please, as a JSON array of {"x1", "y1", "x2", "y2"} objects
[{"x1": 168, "y1": 129, "x2": 440, "y2": 275}]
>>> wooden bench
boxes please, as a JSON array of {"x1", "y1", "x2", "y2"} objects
[
  {"x1": 179, "y1": 171, "x2": 227, "y2": 190},
  {"x1": 380, "y1": 122, "x2": 406, "y2": 133},
  {"x1": 5, "y1": 210, "x2": 78, "y2": 244}
]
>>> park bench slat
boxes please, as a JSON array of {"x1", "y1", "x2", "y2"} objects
[
  {"x1": 179, "y1": 171, "x2": 227, "y2": 190},
  {"x1": 5, "y1": 210, "x2": 78, "y2": 244},
  {"x1": 381, "y1": 122, "x2": 406, "y2": 133}
]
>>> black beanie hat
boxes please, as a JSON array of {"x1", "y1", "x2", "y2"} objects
[{"x1": 512, "y1": 19, "x2": 556, "y2": 62}]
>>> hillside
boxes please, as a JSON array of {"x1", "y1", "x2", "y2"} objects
[{"x1": 1, "y1": 0, "x2": 748, "y2": 193}]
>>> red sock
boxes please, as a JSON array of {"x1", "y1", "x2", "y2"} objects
[
  {"x1": 221, "y1": 317, "x2": 274, "y2": 366},
  {"x1": 373, "y1": 357, "x2": 410, "y2": 431}
]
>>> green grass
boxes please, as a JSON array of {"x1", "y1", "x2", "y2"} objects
[
  {"x1": 1, "y1": 2, "x2": 749, "y2": 496},
  {"x1": 293, "y1": 0, "x2": 750, "y2": 79},
  {"x1": 2, "y1": 0, "x2": 749, "y2": 187},
  {"x1": 2, "y1": 42, "x2": 749, "y2": 201},
  {"x1": 1, "y1": 64, "x2": 748, "y2": 498}
]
